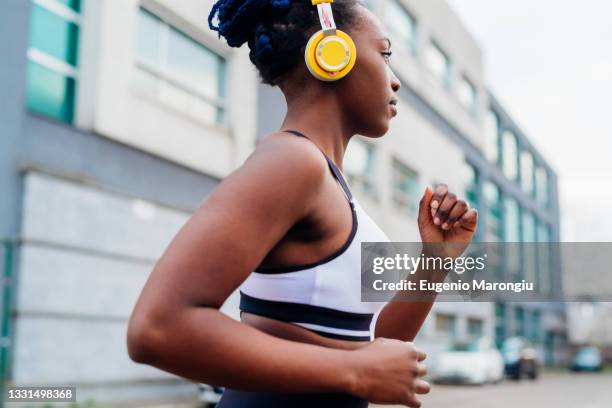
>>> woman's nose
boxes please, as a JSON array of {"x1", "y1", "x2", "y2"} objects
[{"x1": 390, "y1": 69, "x2": 401, "y2": 92}]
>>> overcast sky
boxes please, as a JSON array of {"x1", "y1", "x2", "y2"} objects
[{"x1": 447, "y1": 0, "x2": 612, "y2": 241}]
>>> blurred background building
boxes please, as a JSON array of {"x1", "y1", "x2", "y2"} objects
[{"x1": 0, "y1": 0, "x2": 567, "y2": 405}]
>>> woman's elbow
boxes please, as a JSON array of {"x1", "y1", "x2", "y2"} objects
[{"x1": 127, "y1": 315, "x2": 163, "y2": 364}]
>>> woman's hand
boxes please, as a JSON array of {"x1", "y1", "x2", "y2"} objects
[
  {"x1": 348, "y1": 337, "x2": 429, "y2": 407},
  {"x1": 418, "y1": 183, "x2": 478, "y2": 259}
]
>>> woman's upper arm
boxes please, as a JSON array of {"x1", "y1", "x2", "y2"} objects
[{"x1": 131, "y1": 137, "x2": 328, "y2": 323}]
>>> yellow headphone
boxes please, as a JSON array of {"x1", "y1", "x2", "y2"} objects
[{"x1": 305, "y1": 0, "x2": 357, "y2": 81}]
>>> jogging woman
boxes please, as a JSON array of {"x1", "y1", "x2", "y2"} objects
[{"x1": 127, "y1": 1, "x2": 478, "y2": 407}]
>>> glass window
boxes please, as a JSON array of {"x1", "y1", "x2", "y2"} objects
[
  {"x1": 467, "y1": 318, "x2": 484, "y2": 338},
  {"x1": 502, "y1": 130, "x2": 518, "y2": 180},
  {"x1": 136, "y1": 9, "x2": 161, "y2": 65},
  {"x1": 426, "y1": 40, "x2": 451, "y2": 89},
  {"x1": 462, "y1": 162, "x2": 483, "y2": 242},
  {"x1": 167, "y1": 29, "x2": 222, "y2": 101},
  {"x1": 457, "y1": 75, "x2": 477, "y2": 114},
  {"x1": 135, "y1": 8, "x2": 227, "y2": 125},
  {"x1": 537, "y1": 222, "x2": 552, "y2": 295},
  {"x1": 463, "y1": 161, "x2": 479, "y2": 208},
  {"x1": 537, "y1": 222, "x2": 551, "y2": 242},
  {"x1": 494, "y1": 303, "x2": 506, "y2": 348},
  {"x1": 483, "y1": 181, "x2": 503, "y2": 241},
  {"x1": 392, "y1": 158, "x2": 419, "y2": 216},
  {"x1": 26, "y1": 61, "x2": 76, "y2": 122},
  {"x1": 522, "y1": 211, "x2": 537, "y2": 283},
  {"x1": 435, "y1": 313, "x2": 457, "y2": 338},
  {"x1": 484, "y1": 110, "x2": 500, "y2": 165},
  {"x1": 514, "y1": 307, "x2": 525, "y2": 337},
  {"x1": 26, "y1": 0, "x2": 81, "y2": 123},
  {"x1": 386, "y1": 0, "x2": 417, "y2": 56},
  {"x1": 56, "y1": 0, "x2": 81, "y2": 12},
  {"x1": 536, "y1": 166, "x2": 549, "y2": 208},
  {"x1": 345, "y1": 139, "x2": 377, "y2": 199},
  {"x1": 521, "y1": 150, "x2": 535, "y2": 196},
  {"x1": 503, "y1": 197, "x2": 521, "y2": 279},
  {"x1": 29, "y1": 4, "x2": 80, "y2": 66},
  {"x1": 503, "y1": 197, "x2": 520, "y2": 242},
  {"x1": 529, "y1": 310, "x2": 541, "y2": 343},
  {"x1": 522, "y1": 211, "x2": 536, "y2": 242},
  {"x1": 483, "y1": 181, "x2": 503, "y2": 276}
]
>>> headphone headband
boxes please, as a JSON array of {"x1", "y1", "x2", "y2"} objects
[
  {"x1": 305, "y1": 0, "x2": 356, "y2": 81},
  {"x1": 312, "y1": 0, "x2": 337, "y2": 36}
]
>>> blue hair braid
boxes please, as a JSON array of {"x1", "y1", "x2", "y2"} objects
[
  {"x1": 207, "y1": 0, "x2": 361, "y2": 85},
  {"x1": 254, "y1": 32, "x2": 274, "y2": 61},
  {"x1": 208, "y1": 0, "x2": 292, "y2": 48}
]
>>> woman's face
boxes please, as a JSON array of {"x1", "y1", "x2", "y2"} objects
[{"x1": 336, "y1": 6, "x2": 401, "y2": 138}]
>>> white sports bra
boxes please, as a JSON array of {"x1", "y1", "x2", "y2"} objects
[{"x1": 239, "y1": 130, "x2": 390, "y2": 341}]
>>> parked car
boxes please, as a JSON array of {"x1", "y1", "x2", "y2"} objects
[
  {"x1": 433, "y1": 337, "x2": 505, "y2": 385},
  {"x1": 501, "y1": 337, "x2": 539, "y2": 380},
  {"x1": 570, "y1": 346, "x2": 603, "y2": 372}
]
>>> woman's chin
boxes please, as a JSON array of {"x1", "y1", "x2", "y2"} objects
[
  {"x1": 374, "y1": 121, "x2": 391, "y2": 137},
  {"x1": 357, "y1": 118, "x2": 391, "y2": 138}
]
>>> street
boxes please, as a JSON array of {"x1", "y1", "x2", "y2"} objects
[{"x1": 371, "y1": 372, "x2": 612, "y2": 408}]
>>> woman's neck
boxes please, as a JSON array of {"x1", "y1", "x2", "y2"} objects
[{"x1": 280, "y1": 93, "x2": 354, "y2": 171}]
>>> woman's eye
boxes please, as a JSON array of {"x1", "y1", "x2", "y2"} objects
[{"x1": 382, "y1": 51, "x2": 393, "y2": 62}]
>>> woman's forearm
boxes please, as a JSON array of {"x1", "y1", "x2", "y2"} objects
[
  {"x1": 374, "y1": 249, "x2": 448, "y2": 341},
  {"x1": 374, "y1": 301, "x2": 434, "y2": 341},
  {"x1": 128, "y1": 306, "x2": 358, "y2": 394}
]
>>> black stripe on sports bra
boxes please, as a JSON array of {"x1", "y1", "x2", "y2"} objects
[{"x1": 282, "y1": 129, "x2": 354, "y2": 205}]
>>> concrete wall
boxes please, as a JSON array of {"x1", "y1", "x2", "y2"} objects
[
  {"x1": 0, "y1": 0, "x2": 31, "y2": 239},
  {"x1": 76, "y1": 0, "x2": 259, "y2": 178},
  {"x1": 0, "y1": 0, "x2": 241, "y2": 403},
  {"x1": 373, "y1": 0, "x2": 487, "y2": 149},
  {"x1": 11, "y1": 170, "x2": 240, "y2": 401}
]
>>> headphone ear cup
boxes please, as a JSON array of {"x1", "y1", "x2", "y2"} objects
[
  {"x1": 305, "y1": 31, "x2": 328, "y2": 81},
  {"x1": 304, "y1": 30, "x2": 357, "y2": 82}
]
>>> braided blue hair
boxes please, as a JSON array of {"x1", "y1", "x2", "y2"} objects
[
  {"x1": 207, "y1": 0, "x2": 361, "y2": 85},
  {"x1": 208, "y1": 0, "x2": 291, "y2": 48}
]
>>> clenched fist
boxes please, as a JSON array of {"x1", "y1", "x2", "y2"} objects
[
  {"x1": 349, "y1": 338, "x2": 429, "y2": 407},
  {"x1": 418, "y1": 183, "x2": 478, "y2": 259}
]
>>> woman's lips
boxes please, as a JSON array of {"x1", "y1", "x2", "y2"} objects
[
  {"x1": 390, "y1": 103, "x2": 398, "y2": 116},
  {"x1": 389, "y1": 99, "x2": 398, "y2": 117}
]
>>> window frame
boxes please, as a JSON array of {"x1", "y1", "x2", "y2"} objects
[
  {"x1": 502, "y1": 129, "x2": 519, "y2": 181},
  {"x1": 391, "y1": 157, "x2": 420, "y2": 217},
  {"x1": 535, "y1": 166, "x2": 550, "y2": 208},
  {"x1": 520, "y1": 150, "x2": 535, "y2": 196},
  {"x1": 467, "y1": 317, "x2": 484, "y2": 338},
  {"x1": 457, "y1": 74, "x2": 478, "y2": 115},
  {"x1": 385, "y1": 0, "x2": 418, "y2": 57},
  {"x1": 134, "y1": 7, "x2": 228, "y2": 126},
  {"x1": 26, "y1": 0, "x2": 82, "y2": 123},
  {"x1": 484, "y1": 109, "x2": 501, "y2": 165},
  {"x1": 483, "y1": 180, "x2": 503, "y2": 242},
  {"x1": 425, "y1": 39, "x2": 452, "y2": 90},
  {"x1": 345, "y1": 138, "x2": 378, "y2": 200},
  {"x1": 435, "y1": 313, "x2": 457, "y2": 338}
]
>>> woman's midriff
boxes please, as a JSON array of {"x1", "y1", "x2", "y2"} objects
[{"x1": 240, "y1": 312, "x2": 369, "y2": 351}]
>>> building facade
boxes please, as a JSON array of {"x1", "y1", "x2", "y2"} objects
[
  {"x1": 0, "y1": 0, "x2": 564, "y2": 405},
  {"x1": 1, "y1": 0, "x2": 250, "y2": 404}
]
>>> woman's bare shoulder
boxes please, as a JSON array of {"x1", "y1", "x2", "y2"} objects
[{"x1": 235, "y1": 130, "x2": 329, "y2": 194}]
